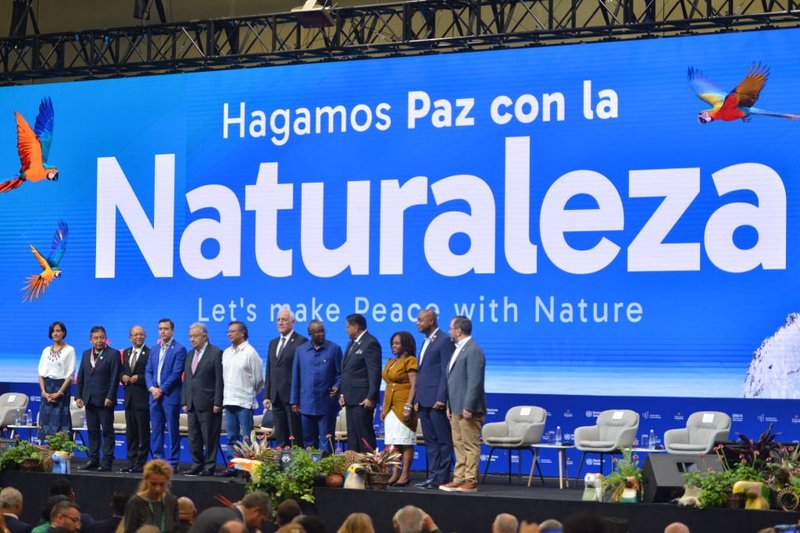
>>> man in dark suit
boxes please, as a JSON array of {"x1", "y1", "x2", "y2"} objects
[
  {"x1": 75, "y1": 326, "x2": 120, "y2": 472},
  {"x1": 0, "y1": 486, "x2": 32, "y2": 533},
  {"x1": 339, "y1": 313, "x2": 382, "y2": 452},
  {"x1": 182, "y1": 322, "x2": 224, "y2": 476},
  {"x1": 120, "y1": 325, "x2": 150, "y2": 473},
  {"x1": 145, "y1": 318, "x2": 187, "y2": 471},
  {"x1": 413, "y1": 309, "x2": 455, "y2": 489},
  {"x1": 189, "y1": 492, "x2": 271, "y2": 533},
  {"x1": 263, "y1": 309, "x2": 307, "y2": 447},
  {"x1": 439, "y1": 315, "x2": 486, "y2": 494}
]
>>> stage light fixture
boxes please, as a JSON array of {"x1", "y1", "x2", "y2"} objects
[{"x1": 291, "y1": 0, "x2": 334, "y2": 28}]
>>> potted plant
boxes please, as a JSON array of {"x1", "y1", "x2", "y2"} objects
[
  {"x1": 45, "y1": 432, "x2": 86, "y2": 474},
  {"x1": 602, "y1": 448, "x2": 642, "y2": 503},
  {"x1": 247, "y1": 447, "x2": 323, "y2": 510},
  {"x1": 357, "y1": 443, "x2": 401, "y2": 490},
  {"x1": 682, "y1": 444, "x2": 766, "y2": 508},
  {"x1": 0, "y1": 440, "x2": 52, "y2": 472}
]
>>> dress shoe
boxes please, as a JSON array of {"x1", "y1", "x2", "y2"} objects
[
  {"x1": 456, "y1": 480, "x2": 478, "y2": 493},
  {"x1": 393, "y1": 479, "x2": 410, "y2": 487},
  {"x1": 438, "y1": 480, "x2": 462, "y2": 492},
  {"x1": 414, "y1": 479, "x2": 433, "y2": 489},
  {"x1": 199, "y1": 469, "x2": 215, "y2": 477},
  {"x1": 97, "y1": 465, "x2": 112, "y2": 472},
  {"x1": 186, "y1": 466, "x2": 203, "y2": 476},
  {"x1": 119, "y1": 467, "x2": 133, "y2": 473},
  {"x1": 80, "y1": 463, "x2": 100, "y2": 471}
]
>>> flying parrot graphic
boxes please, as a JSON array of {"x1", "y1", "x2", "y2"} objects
[
  {"x1": 688, "y1": 63, "x2": 800, "y2": 124},
  {"x1": 22, "y1": 220, "x2": 68, "y2": 302},
  {"x1": 0, "y1": 97, "x2": 58, "y2": 193}
]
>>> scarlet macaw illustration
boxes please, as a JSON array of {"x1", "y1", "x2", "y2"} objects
[
  {"x1": 0, "y1": 97, "x2": 58, "y2": 193},
  {"x1": 22, "y1": 221, "x2": 68, "y2": 302},
  {"x1": 688, "y1": 64, "x2": 800, "y2": 124}
]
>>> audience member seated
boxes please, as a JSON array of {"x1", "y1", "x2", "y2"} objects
[
  {"x1": 88, "y1": 492, "x2": 128, "y2": 533},
  {"x1": 123, "y1": 460, "x2": 178, "y2": 533},
  {"x1": 48, "y1": 502, "x2": 82, "y2": 533},
  {"x1": 539, "y1": 519, "x2": 564, "y2": 533},
  {"x1": 219, "y1": 521, "x2": 245, "y2": 533},
  {"x1": 391, "y1": 506, "x2": 441, "y2": 533},
  {"x1": 276, "y1": 501, "x2": 302, "y2": 529},
  {"x1": 48, "y1": 479, "x2": 95, "y2": 533},
  {"x1": 175, "y1": 498, "x2": 196, "y2": 533},
  {"x1": 337, "y1": 513, "x2": 374, "y2": 533},
  {"x1": 189, "y1": 492, "x2": 271, "y2": 533},
  {"x1": 491, "y1": 514, "x2": 517, "y2": 533},
  {"x1": 0, "y1": 487, "x2": 32, "y2": 533},
  {"x1": 31, "y1": 497, "x2": 70, "y2": 533}
]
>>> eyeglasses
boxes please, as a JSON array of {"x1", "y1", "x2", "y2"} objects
[{"x1": 60, "y1": 514, "x2": 81, "y2": 523}]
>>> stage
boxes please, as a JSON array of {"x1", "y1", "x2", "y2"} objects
[{"x1": 2, "y1": 465, "x2": 798, "y2": 533}]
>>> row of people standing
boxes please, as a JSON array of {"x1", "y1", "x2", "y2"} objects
[{"x1": 37, "y1": 309, "x2": 488, "y2": 490}]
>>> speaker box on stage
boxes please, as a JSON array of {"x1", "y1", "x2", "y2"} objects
[{"x1": 642, "y1": 453, "x2": 723, "y2": 503}]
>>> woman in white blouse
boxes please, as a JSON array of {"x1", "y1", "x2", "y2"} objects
[{"x1": 37, "y1": 321, "x2": 76, "y2": 436}]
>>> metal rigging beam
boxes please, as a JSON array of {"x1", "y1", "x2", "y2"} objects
[{"x1": 0, "y1": 0, "x2": 799, "y2": 83}]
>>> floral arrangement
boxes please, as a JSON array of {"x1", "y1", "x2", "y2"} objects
[
  {"x1": 357, "y1": 441, "x2": 401, "y2": 474},
  {"x1": 603, "y1": 448, "x2": 642, "y2": 503},
  {"x1": 45, "y1": 432, "x2": 87, "y2": 454},
  {"x1": 247, "y1": 447, "x2": 323, "y2": 507}
]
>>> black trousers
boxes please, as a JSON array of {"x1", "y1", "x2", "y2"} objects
[
  {"x1": 346, "y1": 404, "x2": 376, "y2": 452},
  {"x1": 85, "y1": 404, "x2": 115, "y2": 467},
  {"x1": 272, "y1": 396, "x2": 302, "y2": 447},
  {"x1": 187, "y1": 408, "x2": 222, "y2": 470},
  {"x1": 125, "y1": 405, "x2": 150, "y2": 468}
]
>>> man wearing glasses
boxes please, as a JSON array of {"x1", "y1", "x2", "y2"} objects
[
  {"x1": 221, "y1": 321, "x2": 263, "y2": 476},
  {"x1": 49, "y1": 502, "x2": 81, "y2": 533}
]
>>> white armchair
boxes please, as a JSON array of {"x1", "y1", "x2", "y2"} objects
[
  {"x1": 664, "y1": 411, "x2": 731, "y2": 455},
  {"x1": 574, "y1": 409, "x2": 639, "y2": 480},
  {"x1": 481, "y1": 406, "x2": 547, "y2": 483}
]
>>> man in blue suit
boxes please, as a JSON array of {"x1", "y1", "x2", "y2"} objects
[
  {"x1": 291, "y1": 320, "x2": 342, "y2": 452},
  {"x1": 145, "y1": 318, "x2": 186, "y2": 471},
  {"x1": 75, "y1": 326, "x2": 120, "y2": 471},
  {"x1": 413, "y1": 309, "x2": 455, "y2": 489}
]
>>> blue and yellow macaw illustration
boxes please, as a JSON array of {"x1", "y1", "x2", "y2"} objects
[
  {"x1": 688, "y1": 64, "x2": 800, "y2": 124},
  {"x1": 22, "y1": 221, "x2": 68, "y2": 302},
  {"x1": 0, "y1": 97, "x2": 58, "y2": 193}
]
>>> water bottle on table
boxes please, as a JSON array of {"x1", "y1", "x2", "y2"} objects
[
  {"x1": 13, "y1": 409, "x2": 20, "y2": 426},
  {"x1": 648, "y1": 429, "x2": 655, "y2": 450},
  {"x1": 25, "y1": 409, "x2": 32, "y2": 426},
  {"x1": 555, "y1": 425, "x2": 562, "y2": 445}
]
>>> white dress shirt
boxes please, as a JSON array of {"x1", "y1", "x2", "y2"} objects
[
  {"x1": 222, "y1": 341, "x2": 264, "y2": 409},
  {"x1": 448, "y1": 336, "x2": 472, "y2": 372}
]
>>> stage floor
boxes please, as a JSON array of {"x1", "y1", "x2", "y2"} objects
[{"x1": 2, "y1": 464, "x2": 797, "y2": 533}]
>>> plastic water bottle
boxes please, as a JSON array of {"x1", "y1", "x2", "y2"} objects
[
  {"x1": 649, "y1": 429, "x2": 655, "y2": 449},
  {"x1": 13, "y1": 409, "x2": 20, "y2": 425},
  {"x1": 25, "y1": 409, "x2": 32, "y2": 426},
  {"x1": 335, "y1": 440, "x2": 343, "y2": 455},
  {"x1": 555, "y1": 425, "x2": 562, "y2": 445}
]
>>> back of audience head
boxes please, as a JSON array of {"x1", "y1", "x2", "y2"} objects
[
  {"x1": 392, "y1": 506, "x2": 424, "y2": 533},
  {"x1": 239, "y1": 492, "x2": 272, "y2": 530},
  {"x1": 664, "y1": 523, "x2": 690, "y2": 533},
  {"x1": 492, "y1": 513, "x2": 518, "y2": 533},
  {"x1": 337, "y1": 513, "x2": 374, "y2": 533},
  {"x1": 135, "y1": 526, "x2": 161, "y2": 533},
  {"x1": 177, "y1": 497, "x2": 196, "y2": 524},
  {"x1": 276, "y1": 525, "x2": 306, "y2": 533},
  {"x1": 277, "y1": 500, "x2": 302, "y2": 527},
  {"x1": 0, "y1": 486, "x2": 23, "y2": 515},
  {"x1": 50, "y1": 479, "x2": 76, "y2": 499},
  {"x1": 563, "y1": 514, "x2": 608, "y2": 533},
  {"x1": 293, "y1": 515, "x2": 327, "y2": 533},
  {"x1": 539, "y1": 519, "x2": 564, "y2": 533}
]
